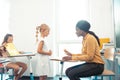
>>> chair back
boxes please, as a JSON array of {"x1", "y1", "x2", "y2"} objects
[{"x1": 103, "y1": 48, "x2": 114, "y2": 61}]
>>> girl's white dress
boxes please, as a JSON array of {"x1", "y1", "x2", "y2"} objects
[{"x1": 35, "y1": 37, "x2": 50, "y2": 76}]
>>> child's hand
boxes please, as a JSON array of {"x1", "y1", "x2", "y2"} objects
[
  {"x1": 19, "y1": 51, "x2": 24, "y2": 54},
  {"x1": 48, "y1": 50, "x2": 52, "y2": 56},
  {"x1": 64, "y1": 49, "x2": 72, "y2": 56},
  {"x1": 2, "y1": 54, "x2": 8, "y2": 58}
]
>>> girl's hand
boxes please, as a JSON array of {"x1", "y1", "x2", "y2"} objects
[
  {"x1": 48, "y1": 50, "x2": 52, "y2": 55},
  {"x1": 2, "y1": 53, "x2": 8, "y2": 58},
  {"x1": 64, "y1": 49, "x2": 72, "y2": 56},
  {"x1": 62, "y1": 56, "x2": 72, "y2": 61},
  {"x1": 19, "y1": 51, "x2": 24, "y2": 54}
]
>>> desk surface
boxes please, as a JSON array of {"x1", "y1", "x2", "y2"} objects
[
  {"x1": 50, "y1": 57, "x2": 79, "y2": 62},
  {"x1": 8, "y1": 53, "x2": 35, "y2": 57}
]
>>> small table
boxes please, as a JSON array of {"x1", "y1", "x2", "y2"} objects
[
  {"x1": 9, "y1": 52, "x2": 35, "y2": 80},
  {"x1": 50, "y1": 58, "x2": 78, "y2": 80}
]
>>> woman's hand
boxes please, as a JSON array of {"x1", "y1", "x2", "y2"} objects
[
  {"x1": 64, "y1": 49, "x2": 72, "y2": 56},
  {"x1": 62, "y1": 56, "x2": 72, "y2": 61}
]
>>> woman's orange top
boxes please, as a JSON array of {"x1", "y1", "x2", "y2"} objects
[{"x1": 72, "y1": 33, "x2": 104, "y2": 64}]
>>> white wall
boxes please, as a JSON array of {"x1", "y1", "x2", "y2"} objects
[
  {"x1": 9, "y1": 0, "x2": 55, "y2": 77},
  {"x1": 9, "y1": 0, "x2": 54, "y2": 52},
  {"x1": 8, "y1": 0, "x2": 114, "y2": 77},
  {"x1": 89, "y1": 0, "x2": 114, "y2": 42},
  {"x1": 0, "y1": 0, "x2": 10, "y2": 43}
]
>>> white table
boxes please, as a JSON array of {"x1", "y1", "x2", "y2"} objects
[
  {"x1": 50, "y1": 58, "x2": 77, "y2": 80},
  {"x1": 8, "y1": 52, "x2": 35, "y2": 80}
]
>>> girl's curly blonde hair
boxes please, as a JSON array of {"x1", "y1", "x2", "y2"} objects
[{"x1": 35, "y1": 24, "x2": 49, "y2": 42}]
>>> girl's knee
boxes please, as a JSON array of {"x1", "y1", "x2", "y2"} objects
[
  {"x1": 23, "y1": 63, "x2": 27, "y2": 69},
  {"x1": 23, "y1": 63, "x2": 27, "y2": 68},
  {"x1": 14, "y1": 65, "x2": 20, "y2": 71},
  {"x1": 16, "y1": 62, "x2": 27, "y2": 69},
  {"x1": 21, "y1": 63, "x2": 27, "y2": 71}
]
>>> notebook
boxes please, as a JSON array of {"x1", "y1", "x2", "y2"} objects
[{"x1": 5, "y1": 43, "x2": 20, "y2": 56}]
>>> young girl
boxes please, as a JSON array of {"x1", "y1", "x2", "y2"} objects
[
  {"x1": 0, "y1": 45, "x2": 27, "y2": 80},
  {"x1": 1, "y1": 34, "x2": 27, "y2": 80},
  {"x1": 35, "y1": 24, "x2": 52, "y2": 80}
]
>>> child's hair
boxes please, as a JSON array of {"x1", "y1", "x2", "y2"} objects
[
  {"x1": 2, "y1": 34, "x2": 13, "y2": 45},
  {"x1": 35, "y1": 24, "x2": 50, "y2": 42},
  {"x1": 0, "y1": 46, "x2": 7, "y2": 56}
]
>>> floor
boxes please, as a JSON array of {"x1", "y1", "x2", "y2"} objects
[
  {"x1": 1, "y1": 75, "x2": 115, "y2": 80},
  {"x1": 20, "y1": 76, "x2": 92, "y2": 80},
  {"x1": 0, "y1": 75, "x2": 92, "y2": 80}
]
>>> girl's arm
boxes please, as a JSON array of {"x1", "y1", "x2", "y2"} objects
[
  {"x1": 37, "y1": 41, "x2": 52, "y2": 55},
  {"x1": 0, "y1": 46, "x2": 9, "y2": 58},
  {"x1": 2, "y1": 53, "x2": 8, "y2": 58}
]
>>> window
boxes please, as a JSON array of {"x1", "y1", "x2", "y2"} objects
[
  {"x1": 57, "y1": 0, "x2": 89, "y2": 41},
  {"x1": 55, "y1": 0, "x2": 89, "y2": 75}
]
